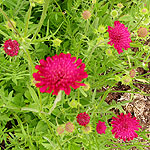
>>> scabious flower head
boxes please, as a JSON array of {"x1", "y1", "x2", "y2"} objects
[
  {"x1": 137, "y1": 27, "x2": 148, "y2": 38},
  {"x1": 140, "y1": 8, "x2": 148, "y2": 14},
  {"x1": 3, "y1": 39, "x2": 20, "y2": 57},
  {"x1": 56, "y1": 126, "x2": 65, "y2": 135},
  {"x1": 129, "y1": 69, "x2": 136, "y2": 78},
  {"x1": 65, "y1": 122, "x2": 74, "y2": 133},
  {"x1": 82, "y1": 10, "x2": 91, "y2": 20},
  {"x1": 111, "y1": 113, "x2": 142, "y2": 141},
  {"x1": 107, "y1": 21, "x2": 132, "y2": 54},
  {"x1": 110, "y1": 10, "x2": 118, "y2": 18},
  {"x1": 121, "y1": 75, "x2": 132, "y2": 85},
  {"x1": 33, "y1": 53, "x2": 88, "y2": 95},
  {"x1": 96, "y1": 121, "x2": 107, "y2": 134},
  {"x1": 117, "y1": 3, "x2": 124, "y2": 9},
  {"x1": 98, "y1": 25, "x2": 106, "y2": 33},
  {"x1": 82, "y1": 125, "x2": 92, "y2": 134},
  {"x1": 76, "y1": 112, "x2": 90, "y2": 126}
]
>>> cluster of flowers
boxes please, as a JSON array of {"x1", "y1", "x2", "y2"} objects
[
  {"x1": 2, "y1": 21, "x2": 143, "y2": 142},
  {"x1": 77, "y1": 112, "x2": 141, "y2": 141}
]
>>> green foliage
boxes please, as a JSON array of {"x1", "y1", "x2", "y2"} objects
[{"x1": 0, "y1": 0, "x2": 149, "y2": 149}]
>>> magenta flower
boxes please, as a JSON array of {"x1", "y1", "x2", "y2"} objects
[
  {"x1": 107, "y1": 21, "x2": 131, "y2": 54},
  {"x1": 76, "y1": 112, "x2": 90, "y2": 126},
  {"x1": 111, "y1": 113, "x2": 142, "y2": 141},
  {"x1": 3, "y1": 39, "x2": 20, "y2": 56},
  {"x1": 96, "y1": 121, "x2": 107, "y2": 134},
  {"x1": 33, "y1": 53, "x2": 88, "y2": 95}
]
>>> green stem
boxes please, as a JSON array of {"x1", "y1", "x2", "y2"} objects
[
  {"x1": 31, "y1": 0, "x2": 50, "y2": 41},
  {"x1": 40, "y1": 113, "x2": 63, "y2": 150},
  {"x1": 127, "y1": 55, "x2": 131, "y2": 68},
  {"x1": 85, "y1": 40, "x2": 109, "y2": 66},
  {"x1": 0, "y1": 8, "x2": 21, "y2": 37},
  {"x1": 130, "y1": 15, "x2": 145, "y2": 31},
  {"x1": 24, "y1": 4, "x2": 32, "y2": 38},
  {"x1": 37, "y1": 88, "x2": 42, "y2": 112}
]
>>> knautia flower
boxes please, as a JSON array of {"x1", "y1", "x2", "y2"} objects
[
  {"x1": 140, "y1": 8, "x2": 148, "y2": 14},
  {"x1": 110, "y1": 10, "x2": 118, "y2": 18},
  {"x1": 129, "y1": 69, "x2": 136, "y2": 78},
  {"x1": 96, "y1": 121, "x2": 107, "y2": 134},
  {"x1": 121, "y1": 75, "x2": 132, "y2": 85},
  {"x1": 76, "y1": 112, "x2": 90, "y2": 126},
  {"x1": 137, "y1": 27, "x2": 148, "y2": 38},
  {"x1": 65, "y1": 122, "x2": 74, "y2": 133},
  {"x1": 111, "y1": 113, "x2": 142, "y2": 141},
  {"x1": 56, "y1": 125, "x2": 65, "y2": 135},
  {"x1": 82, "y1": 125, "x2": 92, "y2": 134},
  {"x1": 82, "y1": 10, "x2": 91, "y2": 20},
  {"x1": 117, "y1": 3, "x2": 124, "y2": 9},
  {"x1": 33, "y1": 53, "x2": 88, "y2": 95},
  {"x1": 107, "y1": 21, "x2": 132, "y2": 54},
  {"x1": 3, "y1": 39, "x2": 20, "y2": 57}
]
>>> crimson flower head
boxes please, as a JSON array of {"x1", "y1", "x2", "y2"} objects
[
  {"x1": 107, "y1": 21, "x2": 131, "y2": 54},
  {"x1": 111, "y1": 113, "x2": 142, "y2": 141},
  {"x1": 76, "y1": 112, "x2": 90, "y2": 126},
  {"x1": 33, "y1": 53, "x2": 88, "y2": 95},
  {"x1": 3, "y1": 39, "x2": 20, "y2": 56},
  {"x1": 96, "y1": 121, "x2": 107, "y2": 134}
]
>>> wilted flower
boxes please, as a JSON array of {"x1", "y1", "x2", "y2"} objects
[
  {"x1": 56, "y1": 126, "x2": 65, "y2": 135},
  {"x1": 82, "y1": 10, "x2": 91, "y2": 20},
  {"x1": 107, "y1": 21, "x2": 132, "y2": 54},
  {"x1": 122, "y1": 75, "x2": 132, "y2": 85},
  {"x1": 129, "y1": 69, "x2": 136, "y2": 78},
  {"x1": 111, "y1": 113, "x2": 142, "y2": 141},
  {"x1": 117, "y1": 3, "x2": 124, "y2": 9},
  {"x1": 3, "y1": 39, "x2": 20, "y2": 57},
  {"x1": 137, "y1": 27, "x2": 148, "y2": 38},
  {"x1": 65, "y1": 122, "x2": 74, "y2": 133},
  {"x1": 33, "y1": 53, "x2": 88, "y2": 95},
  {"x1": 76, "y1": 112, "x2": 90, "y2": 126},
  {"x1": 96, "y1": 121, "x2": 107, "y2": 134},
  {"x1": 82, "y1": 125, "x2": 92, "y2": 134}
]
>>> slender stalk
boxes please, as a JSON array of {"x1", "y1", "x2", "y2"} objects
[
  {"x1": 130, "y1": 15, "x2": 145, "y2": 31},
  {"x1": 0, "y1": 8, "x2": 21, "y2": 37},
  {"x1": 85, "y1": 40, "x2": 109, "y2": 66},
  {"x1": 41, "y1": 113, "x2": 63, "y2": 150},
  {"x1": 24, "y1": 4, "x2": 32, "y2": 37},
  {"x1": 127, "y1": 55, "x2": 131, "y2": 68},
  {"x1": 31, "y1": 0, "x2": 50, "y2": 41}
]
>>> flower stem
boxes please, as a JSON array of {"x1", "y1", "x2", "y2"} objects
[
  {"x1": 0, "y1": 8, "x2": 21, "y2": 37},
  {"x1": 24, "y1": 4, "x2": 32, "y2": 38},
  {"x1": 40, "y1": 113, "x2": 63, "y2": 150},
  {"x1": 31, "y1": 0, "x2": 50, "y2": 41},
  {"x1": 85, "y1": 40, "x2": 109, "y2": 66}
]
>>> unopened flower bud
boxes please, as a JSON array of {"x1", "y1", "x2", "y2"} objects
[
  {"x1": 122, "y1": 75, "x2": 132, "y2": 85},
  {"x1": 110, "y1": 10, "x2": 118, "y2": 18},
  {"x1": 140, "y1": 8, "x2": 148, "y2": 14},
  {"x1": 52, "y1": 38, "x2": 62, "y2": 47},
  {"x1": 83, "y1": 83, "x2": 90, "y2": 91}
]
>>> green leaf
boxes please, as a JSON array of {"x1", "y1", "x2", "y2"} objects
[{"x1": 119, "y1": 15, "x2": 133, "y2": 21}]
